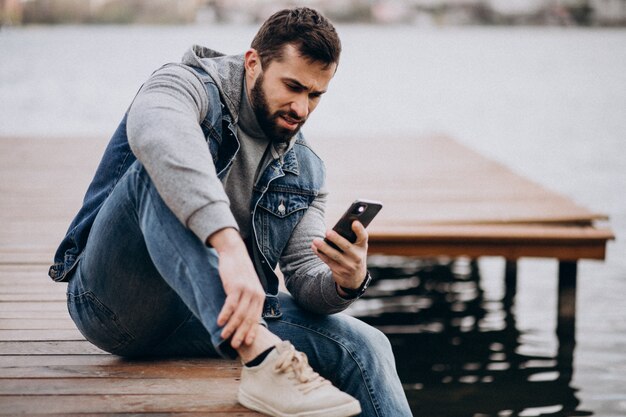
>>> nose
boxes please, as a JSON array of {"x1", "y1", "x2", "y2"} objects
[{"x1": 290, "y1": 94, "x2": 309, "y2": 120}]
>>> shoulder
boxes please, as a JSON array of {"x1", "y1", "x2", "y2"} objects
[
  {"x1": 146, "y1": 63, "x2": 224, "y2": 119},
  {"x1": 293, "y1": 135, "x2": 325, "y2": 165},
  {"x1": 148, "y1": 63, "x2": 221, "y2": 99}
]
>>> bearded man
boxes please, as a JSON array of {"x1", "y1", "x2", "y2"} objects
[{"x1": 49, "y1": 7, "x2": 412, "y2": 417}]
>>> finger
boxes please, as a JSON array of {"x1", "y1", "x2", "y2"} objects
[
  {"x1": 325, "y1": 229, "x2": 352, "y2": 253},
  {"x1": 222, "y1": 290, "x2": 257, "y2": 343},
  {"x1": 231, "y1": 316, "x2": 257, "y2": 349},
  {"x1": 244, "y1": 323, "x2": 258, "y2": 346},
  {"x1": 220, "y1": 316, "x2": 241, "y2": 341},
  {"x1": 312, "y1": 242, "x2": 342, "y2": 265},
  {"x1": 352, "y1": 221, "x2": 368, "y2": 245},
  {"x1": 220, "y1": 295, "x2": 247, "y2": 340},
  {"x1": 228, "y1": 294, "x2": 256, "y2": 348},
  {"x1": 217, "y1": 292, "x2": 239, "y2": 327}
]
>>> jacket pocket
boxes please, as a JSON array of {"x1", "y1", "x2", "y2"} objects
[
  {"x1": 255, "y1": 190, "x2": 314, "y2": 264},
  {"x1": 258, "y1": 190, "x2": 310, "y2": 219}
]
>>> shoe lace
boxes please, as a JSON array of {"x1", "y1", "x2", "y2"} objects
[{"x1": 274, "y1": 344, "x2": 331, "y2": 394}]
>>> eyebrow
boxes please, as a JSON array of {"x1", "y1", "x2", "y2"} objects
[{"x1": 283, "y1": 77, "x2": 327, "y2": 95}]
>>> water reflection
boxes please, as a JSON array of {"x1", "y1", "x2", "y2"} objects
[{"x1": 350, "y1": 257, "x2": 591, "y2": 417}]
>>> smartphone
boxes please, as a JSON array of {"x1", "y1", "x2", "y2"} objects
[{"x1": 324, "y1": 199, "x2": 383, "y2": 251}]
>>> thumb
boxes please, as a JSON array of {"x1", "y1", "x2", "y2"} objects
[{"x1": 352, "y1": 221, "x2": 368, "y2": 245}]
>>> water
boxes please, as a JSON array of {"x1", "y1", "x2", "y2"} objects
[{"x1": 1, "y1": 24, "x2": 625, "y2": 416}]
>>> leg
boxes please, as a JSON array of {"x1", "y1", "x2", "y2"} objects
[
  {"x1": 67, "y1": 162, "x2": 232, "y2": 358},
  {"x1": 268, "y1": 293, "x2": 412, "y2": 417},
  {"x1": 68, "y1": 162, "x2": 369, "y2": 417}
]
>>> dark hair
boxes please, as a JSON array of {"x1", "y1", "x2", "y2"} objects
[{"x1": 251, "y1": 7, "x2": 341, "y2": 69}]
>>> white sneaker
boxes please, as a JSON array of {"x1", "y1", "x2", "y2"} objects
[{"x1": 238, "y1": 341, "x2": 362, "y2": 417}]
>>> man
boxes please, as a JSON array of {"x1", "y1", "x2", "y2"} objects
[{"x1": 49, "y1": 7, "x2": 412, "y2": 417}]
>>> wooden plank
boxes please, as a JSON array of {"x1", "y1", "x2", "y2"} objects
[
  {"x1": 0, "y1": 355, "x2": 234, "y2": 368},
  {"x1": 0, "y1": 363, "x2": 241, "y2": 379},
  {"x1": 0, "y1": 394, "x2": 250, "y2": 415},
  {"x1": 366, "y1": 224, "x2": 613, "y2": 260},
  {"x1": 0, "y1": 412, "x2": 259, "y2": 417},
  {"x1": 0, "y1": 355, "x2": 242, "y2": 379},
  {"x1": 0, "y1": 280, "x2": 65, "y2": 292},
  {"x1": 367, "y1": 224, "x2": 614, "y2": 241},
  {"x1": 0, "y1": 311, "x2": 70, "y2": 319},
  {"x1": 0, "y1": 413, "x2": 258, "y2": 417},
  {"x1": 0, "y1": 378, "x2": 240, "y2": 395},
  {"x1": 0, "y1": 293, "x2": 65, "y2": 301},
  {"x1": 0, "y1": 302, "x2": 67, "y2": 312},
  {"x1": 369, "y1": 239, "x2": 608, "y2": 261},
  {"x1": 0, "y1": 341, "x2": 107, "y2": 355},
  {"x1": 0, "y1": 329, "x2": 84, "y2": 341},
  {"x1": 0, "y1": 319, "x2": 76, "y2": 330}
]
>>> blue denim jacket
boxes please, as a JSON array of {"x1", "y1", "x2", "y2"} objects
[{"x1": 49, "y1": 65, "x2": 324, "y2": 318}]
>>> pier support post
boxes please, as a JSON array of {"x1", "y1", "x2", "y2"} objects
[
  {"x1": 557, "y1": 260, "x2": 577, "y2": 382},
  {"x1": 504, "y1": 259, "x2": 517, "y2": 309},
  {"x1": 557, "y1": 261, "x2": 577, "y2": 338}
]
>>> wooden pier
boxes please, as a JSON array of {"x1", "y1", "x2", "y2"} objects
[{"x1": 0, "y1": 135, "x2": 613, "y2": 415}]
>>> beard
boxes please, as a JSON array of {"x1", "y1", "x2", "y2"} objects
[{"x1": 250, "y1": 71, "x2": 306, "y2": 145}]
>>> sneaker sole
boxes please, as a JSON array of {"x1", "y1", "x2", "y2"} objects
[{"x1": 238, "y1": 389, "x2": 362, "y2": 417}]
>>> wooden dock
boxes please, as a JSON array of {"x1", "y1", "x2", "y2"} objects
[{"x1": 0, "y1": 135, "x2": 613, "y2": 415}]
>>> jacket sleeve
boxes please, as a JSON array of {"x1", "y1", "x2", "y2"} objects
[
  {"x1": 279, "y1": 191, "x2": 359, "y2": 314},
  {"x1": 126, "y1": 64, "x2": 238, "y2": 243}
]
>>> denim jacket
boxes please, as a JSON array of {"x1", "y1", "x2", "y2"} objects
[
  {"x1": 50, "y1": 46, "x2": 356, "y2": 316},
  {"x1": 49, "y1": 63, "x2": 329, "y2": 319}
]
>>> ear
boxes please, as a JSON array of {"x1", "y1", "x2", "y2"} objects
[{"x1": 244, "y1": 48, "x2": 261, "y2": 78}]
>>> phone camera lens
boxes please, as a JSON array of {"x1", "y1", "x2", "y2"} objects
[{"x1": 351, "y1": 203, "x2": 368, "y2": 216}]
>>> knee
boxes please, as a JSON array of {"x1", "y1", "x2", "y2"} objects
[
  {"x1": 330, "y1": 321, "x2": 401, "y2": 396},
  {"x1": 344, "y1": 320, "x2": 396, "y2": 368}
]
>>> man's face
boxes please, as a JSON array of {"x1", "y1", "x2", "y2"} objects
[{"x1": 246, "y1": 44, "x2": 337, "y2": 144}]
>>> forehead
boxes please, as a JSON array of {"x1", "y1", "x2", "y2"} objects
[{"x1": 264, "y1": 44, "x2": 337, "y2": 90}]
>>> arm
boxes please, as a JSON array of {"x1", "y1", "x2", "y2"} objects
[
  {"x1": 209, "y1": 228, "x2": 265, "y2": 349},
  {"x1": 127, "y1": 65, "x2": 263, "y2": 349},
  {"x1": 127, "y1": 64, "x2": 238, "y2": 242},
  {"x1": 280, "y1": 193, "x2": 363, "y2": 314}
]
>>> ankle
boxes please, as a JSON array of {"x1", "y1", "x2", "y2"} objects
[
  {"x1": 236, "y1": 325, "x2": 281, "y2": 363},
  {"x1": 244, "y1": 346, "x2": 275, "y2": 367}
]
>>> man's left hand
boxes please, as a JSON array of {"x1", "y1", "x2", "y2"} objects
[{"x1": 311, "y1": 221, "x2": 368, "y2": 293}]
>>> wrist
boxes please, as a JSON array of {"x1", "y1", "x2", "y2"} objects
[
  {"x1": 207, "y1": 228, "x2": 243, "y2": 254},
  {"x1": 337, "y1": 270, "x2": 372, "y2": 299}
]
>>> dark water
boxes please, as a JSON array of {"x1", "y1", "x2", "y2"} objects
[{"x1": 351, "y1": 256, "x2": 612, "y2": 417}]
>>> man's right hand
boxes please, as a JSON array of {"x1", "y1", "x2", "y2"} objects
[{"x1": 208, "y1": 228, "x2": 265, "y2": 350}]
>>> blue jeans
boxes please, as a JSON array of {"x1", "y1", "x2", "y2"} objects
[{"x1": 67, "y1": 163, "x2": 412, "y2": 416}]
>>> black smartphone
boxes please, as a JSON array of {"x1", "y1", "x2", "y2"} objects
[{"x1": 324, "y1": 199, "x2": 383, "y2": 251}]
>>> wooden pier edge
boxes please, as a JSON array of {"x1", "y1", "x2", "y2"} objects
[{"x1": 367, "y1": 225, "x2": 613, "y2": 260}]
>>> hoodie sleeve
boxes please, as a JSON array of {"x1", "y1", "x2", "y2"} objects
[
  {"x1": 127, "y1": 64, "x2": 238, "y2": 244},
  {"x1": 279, "y1": 191, "x2": 359, "y2": 314}
]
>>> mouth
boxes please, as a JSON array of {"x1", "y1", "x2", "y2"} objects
[{"x1": 278, "y1": 114, "x2": 303, "y2": 130}]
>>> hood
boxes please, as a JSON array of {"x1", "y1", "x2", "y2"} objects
[
  {"x1": 181, "y1": 45, "x2": 299, "y2": 155},
  {"x1": 182, "y1": 45, "x2": 244, "y2": 122}
]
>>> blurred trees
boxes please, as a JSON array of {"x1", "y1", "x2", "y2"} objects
[
  {"x1": 20, "y1": 0, "x2": 201, "y2": 24},
  {"x1": 2, "y1": 0, "x2": 623, "y2": 26}
]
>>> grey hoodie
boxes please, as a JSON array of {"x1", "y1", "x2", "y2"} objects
[{"x1": 126, "y1": 46, "x2": 355, "y2": 314}]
